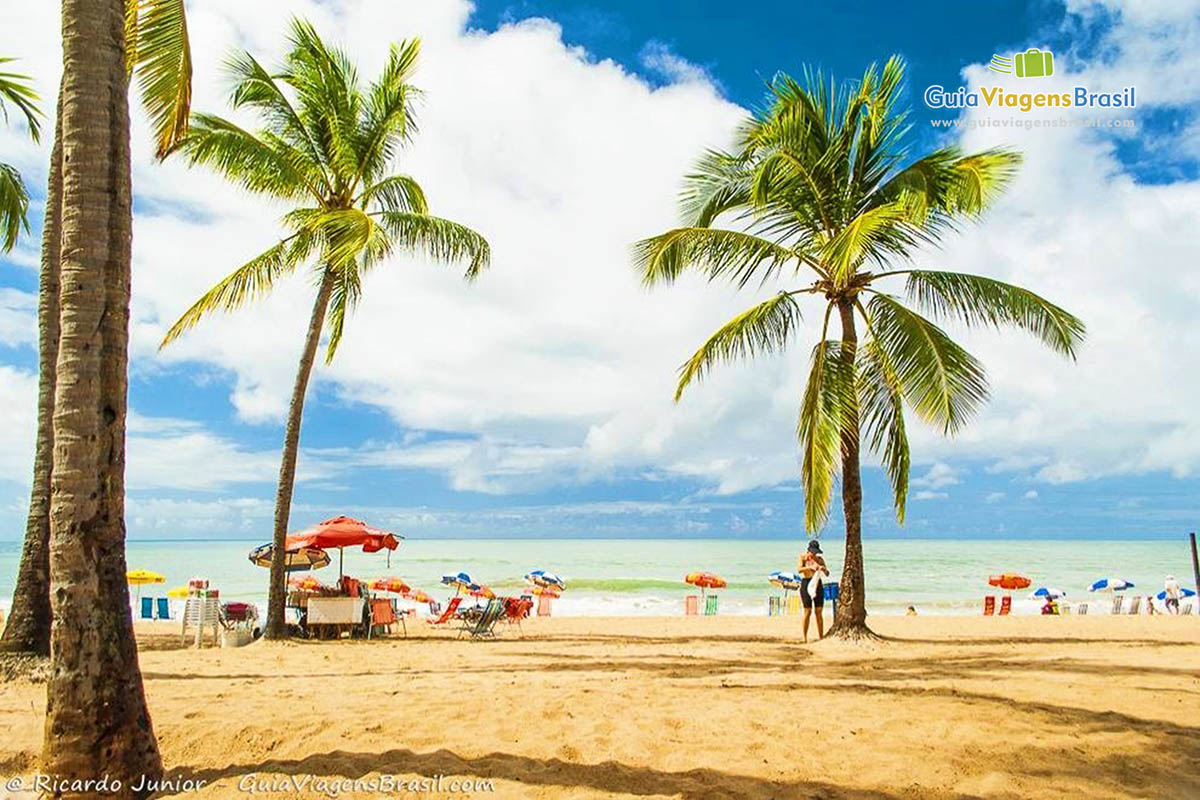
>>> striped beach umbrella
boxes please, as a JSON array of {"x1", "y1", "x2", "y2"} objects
[
  {"x1": 525, "y1": 569, "x2": 566, "y2": 589},
  {"x1": 1089, "y1": 578, "x2": 1134, "y2": 592},
  {"x1": 768, "y1": 571, "x2": 804, "y2": 592},
  {"x1": 248, "y1": 543, "x2": 331, "y2": 573},
  {"x1": 404, "y1": 589, "x2": 436, "y2": 605},
  {"x1": 1155, "y1": 587, "x2": 1196, "y2": 600},
  {"x1": 441, "y1": 572, "x2": 475, "y2": 594},
  {"x1": 1031, "y1": 587, "x2": 1066, "y2": 599},
  {"x1": 524, "y1": 584, "x2": 562, "y2": 598},
  {"x1": 469, "y1": 584, "x2": 496, "y2": 599}
]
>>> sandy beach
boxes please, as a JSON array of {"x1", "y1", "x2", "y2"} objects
[{"x1": 2, "y1": 614, "x2": 1197, "y2": 799}]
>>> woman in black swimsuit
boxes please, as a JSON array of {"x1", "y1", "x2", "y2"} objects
[{"x1": 798, "y1": 539, "x2": 829, "y2": 642}]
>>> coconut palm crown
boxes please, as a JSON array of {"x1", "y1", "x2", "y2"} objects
[{"x1": 634, "y1": 56, "x2": 1085, "y2": 636}]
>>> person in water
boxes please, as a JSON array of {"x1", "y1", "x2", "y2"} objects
[{"x1": 798, "y1": 539, "x2": 830, "y2": 642}]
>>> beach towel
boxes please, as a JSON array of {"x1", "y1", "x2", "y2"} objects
[{"x1": 806, "y1": 573, "x2": 823, "y2": 602}]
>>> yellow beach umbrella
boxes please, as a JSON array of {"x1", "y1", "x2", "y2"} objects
[
  {"x1": 166, "y1": 586, "x2": 189, "y2": 599},
  {"x1": 127, "y1": 569, "x2": 166, "y2": 585}
]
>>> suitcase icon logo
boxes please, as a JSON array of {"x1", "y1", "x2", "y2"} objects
[{"x1": 989, "y1": 49, "x2": 1054, "y2": 78}]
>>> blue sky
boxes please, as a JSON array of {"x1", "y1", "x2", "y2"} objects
[{"x1": 1, "y1": 0, "x2": 1198, "y2": 541}]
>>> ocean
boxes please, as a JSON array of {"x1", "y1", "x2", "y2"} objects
[{"x1": 0, "y1": 538, "x2": 1194, "y2": 617}]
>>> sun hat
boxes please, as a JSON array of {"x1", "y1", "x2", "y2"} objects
[{"x1": 807, "y1": 539, "x2": 822, "y2": 554}]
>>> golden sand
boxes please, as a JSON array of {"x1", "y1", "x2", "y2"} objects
[{"x1": 2, "y1": 614, "x2": 1198, "y2": 799}]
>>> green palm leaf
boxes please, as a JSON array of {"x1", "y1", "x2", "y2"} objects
[
  {"x1": 798, "y1": 337, "x2": 857, "y2": 531},
  {"x1": 127, "y1": 0, "x2": 193, "y2": 158},
  {"x1": 374, "y1": 211, "x2": 490, "y2": 279},
  {"x1": 634, "y1": 227, "x2": 798, "y2": 288},
  {"x1": 0, "y1": 162, "x2": 30, "y2": 252},
  {"x1": 0, "y1": 59, "x2": 42, "y2": 142},
  {"x1": 675, "y1": 292, "x2": 803, "y2": 401},
  {"x1": 865, "y1": 293, "x2": 988, "y2": 434},
  {"x1": 904, "y1": 270, "x2": 1085, "y2": 358},
  {"x1": 857, "y1": 337, "x2": 909, "y2": 522},
  {"x1": 359, "y1": 174, "x2": 427, "y2": 214},
  {"x1": 177, "y1": 114, "x2": 317, "y2": 200}
]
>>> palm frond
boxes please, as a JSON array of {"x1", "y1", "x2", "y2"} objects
[
  {"x1": 634, "y1": 227, "x2": 798, "y2": 288},
  {"x1": 0, "y1": 162, "x2": 30, "y2": 252},
  {"x1": 375, "y1": 211, "x2": 490, "y2": 278},
  {"x1": 358, "y1": 38, "x2": 421, "y2": 183},
  {"x1": 324, "y1": 262, "x2": 362, "y2": 363},
  {"x1": 159, "y1": 235, "x2": 314, "y2": 347},
  {"x1": 176, "y1": 114, "x2": 316, "y2": 200},
  {"x1": 857, "y1": 336, "x2": 909, "y2": 523},
  {"x1": 358, "y1": 174, "x2": 427, "y2": 214},
  {"x1": 903, "y1": 270, "x2": 1085, "y2": 358},
  {"x1": 128, "y1": 0, "x2": 193, "y2": 158},
  {"x1": 0, "y1": 59, "x2": 41, "y2": 142},
  {"x1": 798, "y1": 337, "x2": 857, "y2": 531},
  {"x1": 680, "y1": 149, "x2": 753, "y2": 227},
  {"x1": 821, "y1": 202, "x2": 913, "y2": 281},
  {"x1": 864, "y1": 292, "x2": 988, "y2": 434},
  {"x1": 675, "y1": 292, "x2": 803, "y2": 401}
]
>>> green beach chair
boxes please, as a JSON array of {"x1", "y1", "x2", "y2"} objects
[
  {"x1": 459, "y1": 598, "x2": 504, "y2": 639},
  {"x1": 704, "y1": 595, "x2": 718, "y2": 615}
]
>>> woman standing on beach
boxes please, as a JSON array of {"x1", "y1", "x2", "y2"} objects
[{"x1": 798, "y1": 540, "x2": 830, "y2": 642}]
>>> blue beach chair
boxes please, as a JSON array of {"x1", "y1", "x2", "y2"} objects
[
  {"x1": 140, "y1": 597, "x2": 153, "y2": 620},
  {"x1": 156, "y1": 597, "x2": 171, "y2": 620}
]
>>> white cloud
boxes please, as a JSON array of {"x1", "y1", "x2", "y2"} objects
[
  {"x1": 1023, "y1": 490, "x2": 1040, "y2": 500},
  {"x1": 912, "y1": 490, "x2": 949, "y2": 501},
  {"x1": 985, "y1": 491, "x2": 1006, "y2": 503},
  {"x1": 0, "y1": 289, "x2": 37, "y2": 348},
  {"x1": 2, "y1": 0, "x2": 1199, "y2": 505}
]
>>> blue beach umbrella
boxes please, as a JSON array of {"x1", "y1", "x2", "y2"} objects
[
  {"x1": 1155, "y1": 587, "x2": 1196, "y2": 600},
  {"x1": 1089, "y1": 578, "x2": 1134, "y2": 592},
  {"x1": 441, "y1": 572, "x2": 475, "y2": 594},
  {"x1": 1031, "y1": 587, "x2": 1066, "y2": 599},
  {"x1": 768, "y1": 571, "x2": 804, "y2": 593}
]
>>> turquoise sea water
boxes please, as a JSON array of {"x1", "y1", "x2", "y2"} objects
[{"x1": 1, "y1": 538, "x2": 1195, "y2": 617}]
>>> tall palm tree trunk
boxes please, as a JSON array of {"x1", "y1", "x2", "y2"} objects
[
  {"x1": 830, "y1": 300, "x2": 874, "y2": 639},
  {"x1": 0, "y1": 91, "x2": 62, "y2": 656},
  {"x1": 42, "y1": 0, "x2": 163, "y2": 790},
  {"x1": 263, "y1": 269, "x2": 335, "y2": 640}
]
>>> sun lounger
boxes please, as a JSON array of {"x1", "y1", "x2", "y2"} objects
[
  {"x1": 1183, "y1": 603, "x2": 1194, "y2": 615},
  {"x1": 427, "y1": 596, "x2": 462, "y2": 626},
  {"x1": 1127, "y1": 596, "x2": 1141, "y2": 615},
  {"x1": 982, "y1": 596, "x2": 995, "y2": 615},
  {"x1": 156, "y1": 597, "x2": 171, "y2": 620},
  {"x1": 459, "y1": 598, "x2": 504, "y2": 639},
  {"x1": 684, "y1": 595, "x2": 699, "y2": 615},
  {"x1": 1112, "y1": 596, "x2": 1124, "y2": 614},
  {"x1": 140, "y1": 597, "x2": 154, "y2": 620},
  {"x1": 999, "y1": 596, "x2": 1012, "y2": 616},
  {"x1": 1078, "y1": 603, "x2": 1088, "y2": 615},
  {"x1": 704, "y1": 595, "x2": 719, "y2": 615}
]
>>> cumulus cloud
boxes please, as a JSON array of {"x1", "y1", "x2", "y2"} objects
[{"x1": 0, "y1": 0, "x2": 1198, "y2": 527}]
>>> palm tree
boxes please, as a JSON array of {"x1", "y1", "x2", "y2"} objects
[
  {"x1": 635, "y1": 57, "x2": 1085, "y2": 639},
  {"x1": 41, "y1": 0, "x2": 189, "y2": 785},
  {"x1": 0, "y1": 58, "x2": 41, "y2": 252},
  {"x1": 2, "y1": 0, "x2": 192, "y2": 657},
  {"x1": 160, "y1": 19, "x2": 491, "y2": 640}
]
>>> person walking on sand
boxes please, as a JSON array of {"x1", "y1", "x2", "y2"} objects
[
  {"x1": 798, "y1": 540, "x2": 830, "y2": 642},
  {"x1": 1164, "y1": 575, "x2": 1182, "y2": 615}
]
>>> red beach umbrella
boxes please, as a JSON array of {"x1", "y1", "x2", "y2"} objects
[
  {"x1": 288, "y1": 575, "x2": 331, "y2": 593},
  {"x1": 685, "y1": 571, "x2": 728, "y2": 590},
  {"x1": 285, "y1": 516, "x2": 401, "y2": 576},
  {"x1": 988, "y1": 573, "x2": 1032, "y2": 591},
  {"x1": 404, "y1": 589, "x2": 435, "y2": 605},
  {"x1": 469, "y1": 584, "x2": 496, "y2": 599},
  {"x1": 368, "y1": 577, "x2": 412, "y2": 595}
]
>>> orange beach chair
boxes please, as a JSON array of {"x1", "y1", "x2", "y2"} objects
[
  {"x1": 982, "y1": 596, "x2": 996, "y2": 616},
  {"x1": 999, "y1": 596, "x2": 1012, "y2": 615},
  {"x1": 427, "y1": 596, "x2": 462, "y2": 626}
]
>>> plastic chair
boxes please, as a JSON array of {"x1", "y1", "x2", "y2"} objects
[
  {"x1": 684, "y1": 595, "x2": 699, "y2": 615},
  {"x1": 982, "y1": 596, "x2": 996, "y2": 616}
]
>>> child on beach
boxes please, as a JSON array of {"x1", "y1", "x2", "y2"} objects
[{"x1": 798, "y1": 540, "x2": 830, "y2": 642}]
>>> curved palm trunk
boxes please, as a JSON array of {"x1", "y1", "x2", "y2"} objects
[
  {"x1": 830, "y1": 301, "x2": 874, "y2": 639},
  {"x1": 42, "y1": 0, "x2": 163, "y2": 790},
  {"x1": 1, "y1": 91, "x2": 62, "y2": 656},
  {"x1": 263, "y1": 269, "x2": 335, "y2": 640}
]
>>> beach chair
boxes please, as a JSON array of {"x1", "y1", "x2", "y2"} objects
[
  {"x1": 1078, "y1": 603, "x2": 1088, "y2": 615},
  {"x1": 427, "y1": 596, "x2": 462, "y2": 626},
  {"x1": 1127, "y1": 596, "x2": 1141, "y2": 615},
  {"x1": 1183, "y1": 603, "x2": 1194, "y2": 615},
  {"x1": 684, "y1": 595, "x2": 699, "y2": 615},
  {"x1": 785, "y1": 595, "x2": 801, "y2": 615},
  {"x1": 155, "y1": 597, "x2": 171, "y2": 620},
  {"x1": 1061, "y1": 603, "x2": 1071, "y2": 614},
  {"x1": 768, "y1": 596, "x2": 782, "y2": 616},
  {"x1": 982, "y1": 596, "x2": 996, "y2": 616},
  {"x1": 998, "y1": 596, "x2": 1012, "y2": 616},
  {"x1": 459, "y1": 598, "x2": 505, "y2": 639},
  {"x1": 140, "y1": 597, "x2": 154, "y2": 620},
  {"x1": 704, "y1": 595, "x2": 719, "y2": 616},
  {"x1": 1112, "y1": 595, "x2": 1124, "y2": 614}
]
